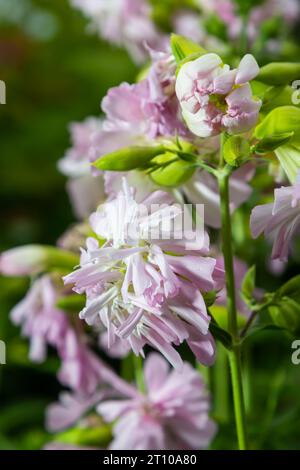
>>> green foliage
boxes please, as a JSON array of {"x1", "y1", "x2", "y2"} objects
[
  {"x1": 277, "y1": 275, "x2": 300, "y2": 304},
  {"x1": 93, "y1": 146, "x2": 166, "y2": 171},
  {"x1": 56, "y1": 294, "x2": 86, "y2": 312},
  {"x1": 204, "y1": 14, "x2": 228, "y2": 41},
  {"x1": 257, "y1": 63, "x2": 300, "y2": 86},
  {"x1": 170, "y1": 33, "x2": 206, "y2": 63},
  {"x1": 255, "y1": 106, "x2": 300, "y2": 139},
  {"x1": 254, "y1": 133, "x2": 294, "y2": 154},
  {"x1": 241, "y1": 265, "x2": 256, "y2": 305},
  {"x1": 54, "y1": 425, "x2": 112, "y2": 447},
  {"x1": 223, "y1": 136, "x2": 250, "y2": 166},
  {"x1": 268, "y1": 298, "x2": 300, "y2": 334},
  {"x1": 275, "y1": 142, "x2": 300, "y2": 183},
  {"x1": 150, "y1": 158, "x2": 196, "y2": 187}
]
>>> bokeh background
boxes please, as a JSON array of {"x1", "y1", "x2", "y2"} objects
[{"x1": 0, "y1": 0, "x2": 300, "y2": 450}]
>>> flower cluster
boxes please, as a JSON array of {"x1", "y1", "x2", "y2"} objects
[
  {"x1": 64, "y1": 179, "x2": 219, "y2": 369},
  {"x1": 46, "y1": 353, "x2": 216, "y2": 450}
]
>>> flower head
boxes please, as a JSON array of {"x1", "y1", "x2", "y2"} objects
[
  {"x1": 250, "y1": 172, "x2": 300, "y2": 261},
  {"x1": 98, "y1": 352, "x2": 216, "y2": 450},
  {"x1": 176, "y1": 53, "x2": 261, "y2": 137},
  {"x1": 64, "y1": 179, "x2": 219, "y2": 368},
  {"x1": 10, "y1": 275, "x2": 69, "y2": 362},
  {"x1": 70, "y1": 0, "x2": 164, "y2": 63}
]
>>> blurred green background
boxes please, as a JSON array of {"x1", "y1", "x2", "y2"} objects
[{"x1": 0, "y1": 0, "x2": 300, "y2": 450}]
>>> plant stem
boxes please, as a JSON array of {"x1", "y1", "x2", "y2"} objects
[
  {"x1": 133, "y1": 354, "x2": 145, "y2": 393},
  {"x1": 213, "y1": 343, "x2": 230, "y2": 423},
  {"x1": 218, "y1": 163, "x2": 249, "y2": 450}
]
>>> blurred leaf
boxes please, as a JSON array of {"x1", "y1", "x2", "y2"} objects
[
  {"x1": 56, "y1": 294, "x2": 85, "y2": 312},
  {"x1": 277, "y1": 275, "x2": 300, "y2": 304},
  {"x1": 258, "y1": 63, "x2": 300, "y2": 86},
  {"x1": 150, "y1": 158, "x2": 195, "y2": 187},
  {"x1": 275, "y1": 142, "x2": 300, "y2": 183},
  {"x1": 210, "y1": 305, "x2": 247, "y2": 331},
  {"x1": 203, "y1": 290, "x2": 217, "y2": 308},
  {"x1": 223, "y1": 135, "x2": 250, "y2": 166},
  {"x1": 170, "y1": 33, "x2": 206, "y2": 63},
  {"x1": 244, "y1": 323, "x2": 287, "y2": 340},
  {"x1": 255, "y1": 106, "x2": 300, "y2": 139},
  {"x1": 93, "y1": 146, "x2": 165, "y2": 171},
  {"x1": 268, "y1": 297, "x2": 300, "y2": 333},
  {"x1": 55, "y1": 425, "x2": 112, "y2": 447},
  {"x1": 254, "y1": 132, "x2": 294, "y2": 154},
  {"x1": 241, "y1": 265, "x2": 256, "y2": 303}
]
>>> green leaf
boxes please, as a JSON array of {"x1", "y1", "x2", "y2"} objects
[
  {"x1": 223, "y1": 136, "x2": 250, "y2": 166},
  {"x1": 257, "y1": 62, "x2": 300, "y2": 86},
  {"x1": 275, "y1": 142, "x2": 300, "y2": 183},
  {"x1": 243, "y1": 323, "x2": 287, "y2": 340},
  {"x1": 268, "y1": 297, "x2": 300, "y2": 333},
  {"x1": 203, "y1": 290, "x2": 217, "y2": 308},
  {"x1": 150, "y1": 158, "x2": 195, "y2": 187},
  {"x1": 55, "y1": 425, "x2": 112, "y2": 447},
  {"x1": 0, "y1": 245, "x2": 79, "y2": 276},
  {"x1": 261, "y1": 85, "x2": 300, "y2": 113},
  {"x1": 241, "y1": 265, "x2": 256, "y2": 303},
  {"x1": 56, "y1": 294, "x2": 86, "y2": 312},
  {"x1": 254, "y1": 106, "x2": 300, "y2": 139},
  {"x1": 254, "y1": 132, "x2": 294, "y2": 154},
  {"x1": 170, "y1": 34, "x2": 206, "y2": 63},
  {"x1": 93, "y1": 146, "x2": 165, "y2": 171},
  {"x1": 203, "y1": 14, "x2": 227, "y2": 41},
  {"x1": 210, "y1": 305, "x2": 247, "y2": 332},
  {"x1": 277, "y1": 275, "x2": 300, "y2": 304}
]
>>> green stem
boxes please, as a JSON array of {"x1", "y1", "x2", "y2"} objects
[
  {"x1": 218, "y1": 161, "x2": 249, "y2": 450},
  {"x1": 213, "y1": 343, "x2": 230, "y2": 423},
  {"x1": 133, "y1": 354, "x2": 145, "y2": 393}
]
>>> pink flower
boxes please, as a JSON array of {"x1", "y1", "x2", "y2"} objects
[
  {"x1": 46, "y1": 390, "x2": 106, "y2": 432},
  {"x1": 249, "y1": 0, "x2": 299, "y2": 41},
  {"x1": 250, "y1": 173, "x2": 300, "y2": 261},
  {"x1": 9, "y1": 273, "x2": 131, "y2": 395},
  {"x1": 199, "y1": 0, "x2": 299, "y2": 41},
  {"x1": 176, "y1": 53, "x2": 261, "y2": 137},
  {"x1": 172, "y1": 10, "x2": 205, "y2": 44},
  {"x1": 0, "y1": 245, "x2": 53, "y2": 276},
  {"x1": 101, "y1": 77, "x2": 186, "y2": 141},
  {"x1": 58, "y1": 118, "x2": 103, "y2": 177},
  {"x1": 57, "y1": 326, "x2": 137, "y2": 395},
  {"x1": 10, "y1": 275, "x2": 69, "y2": 362},
  {"x1": 99, "y1": 331, "x2": 131, "y2": 359},
  {"x1": 58, "y1": 118, "x2": 105, "y2": 219},
  {"x1": 70, "y1": 0, "x2": 165, "y2": 64},
  {"x1": 64, "y1": 179, "x2": 218, "y2": 369},
  {"x1": 199, "y1": 0, "x2": 241, "y2": 39},
  {"x1": 57, "y1": 330, "x2": 105, "y2": 394},
  {"x1": 98, "y1": 353, "x2": 216, "y2": 450},
  {"x1": 183, "y1": 163, "x2": 255, "y2": 228}
]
